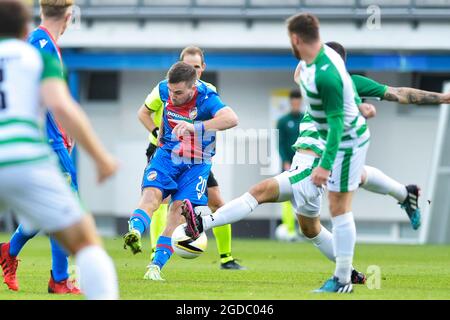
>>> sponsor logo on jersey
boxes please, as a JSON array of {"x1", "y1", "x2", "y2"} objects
[
  {"x1": 321, "y1": 64, "x2": 330, "y2": 71},
  {"x1": 39, "y1": 39, "x2": 48, "y2": 49},
  {"x1": 167, "y1": 110, "x2": 191, "y2": 122},
  {"x1": 147, "y1": 171, "x2": 158, "y2": 181}
]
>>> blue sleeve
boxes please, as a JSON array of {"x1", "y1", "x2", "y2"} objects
[
  {"x1": 204, "y1": 93, "x2": 227, "y2": 118},
  {"x1": 28, "y1": 34, "x2": 58, "y2": 57},
  {"x1": 158, "y1": 81, "x2": 169, "y2": 103}
]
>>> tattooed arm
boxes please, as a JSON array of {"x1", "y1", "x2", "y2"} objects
[{"x1": 384, "y1": 87, "x2": 450, "y2": 105}]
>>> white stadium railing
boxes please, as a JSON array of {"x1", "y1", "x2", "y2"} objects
[
  {"x1": 31, "y1": 0, "x2": 450, "y2": 22},
  {"x1": 422, "y1": 81, "x2": 450, "y2": 244}
]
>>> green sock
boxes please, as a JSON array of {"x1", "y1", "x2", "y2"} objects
[
  {"x1": 150, "y1": 204, "x2": 168, "y2": 260},
  {"x1": 213, "y1": 224, "x2": 233, "y2": 264},
  {"x1": 281, "y1": 201, "x2": 296, "y2": 235}
]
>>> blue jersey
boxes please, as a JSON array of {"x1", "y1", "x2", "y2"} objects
[
  {"x1": 28, "y1": 26, "x2": 71, "y2": 152},
  {"x1": 156, "y1": 80, "x2": 226, "y2": 160},
  {"x1": 28, "y1": 26, "x2": 78, "y2": 190}
]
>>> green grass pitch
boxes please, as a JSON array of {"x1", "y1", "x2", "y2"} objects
[{"x1": 0, "y1": 233, "x2": 448, "y2": 300}]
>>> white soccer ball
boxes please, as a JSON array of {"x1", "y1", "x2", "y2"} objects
[
  {"x1": 274, "y1": 224, "x2": 299, "y2": 242},
  {"x1": 171, "y1": 223, "x2": 208, "y2": 259}
]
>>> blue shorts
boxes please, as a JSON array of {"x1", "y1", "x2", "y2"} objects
[
  {"x1": 142, "y1": 148, "x2": 211, "y2": 206},
  {"x1": 53, "y1": 146, "x2": 78, "y2": 192}
]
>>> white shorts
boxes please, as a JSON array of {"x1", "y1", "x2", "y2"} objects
[
  {"x1": 327, "y1": 141, "x2": 370, "y2": 193},
  {"x1": 275, "y1": 152, "x2": 324, "y2": 218},
  {"x1": 0, "y1": 160, "x2": 84, "y2": 234}
]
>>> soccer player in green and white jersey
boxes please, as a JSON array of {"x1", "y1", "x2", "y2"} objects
[
  {"x1": 129, "y1": 46, "x2": 246, "y2": 270},
  {"x1": 0, "y1": 0, "x2": 119, "y2": 299},
  {"x1": 287, "y1": 13, "x2": 371, "y2": 293}
]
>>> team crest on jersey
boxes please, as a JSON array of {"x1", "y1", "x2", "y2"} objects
[
  {"x1": 147, "y1": 171, "x2": 158, "y2": 181},
  {"x1": 189, "y1": 108, "x2": 198, "y2": 120}
]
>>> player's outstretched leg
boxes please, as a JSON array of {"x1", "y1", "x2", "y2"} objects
[
  {"x1": 184, "y1": 178, "x2": 279, "y2": 239},
  {"x1": 361, "y1": 166, "x2": 421, "y2": 230}
]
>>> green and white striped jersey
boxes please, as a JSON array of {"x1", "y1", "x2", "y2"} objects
[
  {"x1": 293, "y1": 73, "x2": 387, "y2": 158},
  {"x1": 293, "y1": 113, "x2": 323, "y2": 156},
  {"x1": 295, "y1": 45, "x2": 370, "y2": 169},
  {"x1": 0, "y1": 39, "x2": 63, "y2": 168}
]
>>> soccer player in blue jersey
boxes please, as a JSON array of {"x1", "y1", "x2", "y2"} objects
[
  {"x1": 0, "y1": 0, "x2": 81, "y2": 294},
  {"x1": 123, "y1": 62, "x2": 239, "y2": 280}
]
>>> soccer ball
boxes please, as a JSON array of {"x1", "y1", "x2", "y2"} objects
[
  {"x1": 274, "y1": 224, "x2": 300, "y2": 242},
  {"x1": 171, "y1": 223, "x2": 208, "y2": 259}
]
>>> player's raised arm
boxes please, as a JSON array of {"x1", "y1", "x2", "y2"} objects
[
  {"x1": 384, "y1": 86, "x2": 450, "y2": 105},
  {"x1": 40, "y1": 55, "x2": 118, "y2": 183},
  {"x1": 351, "y1": 74, "x2": 450, "y2": 106}
]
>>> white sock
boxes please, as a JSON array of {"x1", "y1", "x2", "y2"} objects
[
  {"x1": 362, "y1": 165, "x2": 407, "y2": 203},
  {"x1": 307, "y1": 226, "x2": 335, "y2": 262},
  {"x1": 202, "y1": 192, "x2": 258, "y2": 231},
  {"x1": 75, "y1": 245, "x2": 119, "y2": 300},
  {"x1": 332, "y1": 212, "x2": 356, "y2": 284},
  {"x1": 307, "y1": 226, "x2": 356, "y2": 271}
]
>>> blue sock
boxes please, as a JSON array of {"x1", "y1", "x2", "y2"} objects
[
  {"x1": 129, "y1": 209, "x2": 151, "y2": 234},
  {"x1": 50, "y1": 237, "x2": 69, "y2": 282},
  {"x1": 9, "y1": 225, "x2": 38, "y2": 257},
  {"x1": 152, "y1": 236, "x2": 173, "y2": 270}
]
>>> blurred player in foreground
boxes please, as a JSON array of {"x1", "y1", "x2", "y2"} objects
[
  {"x1": 0, "y1": 0, "x2": 82, "y2": 294},
  {"x1": 0, "y1": 0, "x2": 119, "y2": 299}
]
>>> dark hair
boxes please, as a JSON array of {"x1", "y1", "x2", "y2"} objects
[
  {"x1": 286, "y1": 13, "x2": 320, "y2": 44},
  {"x1": 40, "y1": 0, "x2": 73, "y2": 19},
  {"x1": 167, "y1": 62, "x2": 197, "y2": 86},
  {"x1": 290, "y1": 89, "x2": 302, "y2": 100},
  {"x1": 0, "y1": 0, "x2": 31, "y2": 38},
  {"x1": 180, "y1": 46, "x2": 205, "y2": 65},
  {"x1": 326, "y1": 41, "x2": 347, "y2": 63}
]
